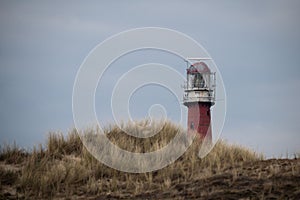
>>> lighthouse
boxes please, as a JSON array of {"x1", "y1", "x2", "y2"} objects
[{"x1": 183, "y1": 59, "x2": 216, "y2": 140}]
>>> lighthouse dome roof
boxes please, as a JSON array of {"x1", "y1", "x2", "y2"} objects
[{"x1": 187, "y1": 62, "x2": 211, "y2": 74}]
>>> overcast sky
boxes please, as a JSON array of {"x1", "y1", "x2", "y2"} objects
[{"x1": 0, "y1": 1, "x2": 299, "y2": 158}]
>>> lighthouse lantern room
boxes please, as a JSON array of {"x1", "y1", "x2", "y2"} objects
[{"x1": 183, "y1": 59, "x2": 216, "y2": 140}]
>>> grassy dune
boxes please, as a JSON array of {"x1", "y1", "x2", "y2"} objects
[{"x1": 0, "y1": 121, "x2": 299, "y2": 199}]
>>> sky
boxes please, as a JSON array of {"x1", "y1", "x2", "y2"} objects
[{"x1": 0, "y1": 1, "x2": 300, "y2": 158}]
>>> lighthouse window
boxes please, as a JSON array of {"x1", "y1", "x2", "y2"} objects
[
  {"x1": 190, "y1": 122, "x2": 194, "y2": 130},
  {"x1": 194, "y1": 73, "x2": 205, "y2": 88}
]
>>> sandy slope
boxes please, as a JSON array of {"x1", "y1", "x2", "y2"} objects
[{"x1": 1, "y1": 158, "x2": 299, "y2": 199}]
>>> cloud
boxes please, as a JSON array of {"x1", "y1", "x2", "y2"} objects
[
  {"x1": 222, "y1": 121, "x2": 300, "y2": 158},
  {"x1": 0, "y1": 1, "x2": 299, "y2": 157}
]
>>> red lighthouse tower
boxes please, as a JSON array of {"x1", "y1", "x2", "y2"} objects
[{"x1": 183, "y1": 59, "x2": 216, "y2": 140}]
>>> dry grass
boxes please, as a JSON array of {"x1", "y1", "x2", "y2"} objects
[
  {"x1": 0, "y1": 142, "x2": 29, "y2": 164},
  {"x1": 0, "y1": 120, "x2": 298, "y2": 199}
]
